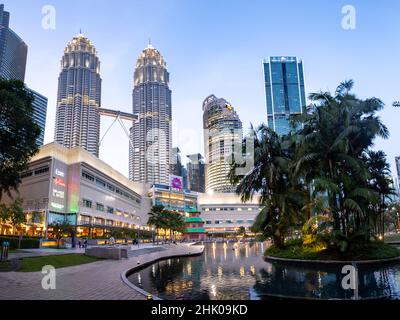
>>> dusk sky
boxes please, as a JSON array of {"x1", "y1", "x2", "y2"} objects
[{"x1": 4, "y1": 0, "x2": 400, "y2": 179}]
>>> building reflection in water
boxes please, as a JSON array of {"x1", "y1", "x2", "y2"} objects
[{"x1": 128, "y1": 242, "x2": 400, "y2": 300}]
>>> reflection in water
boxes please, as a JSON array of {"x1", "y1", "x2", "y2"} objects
[{"x1": 127, "y1": 242, "x2": 400, "y2": 300}]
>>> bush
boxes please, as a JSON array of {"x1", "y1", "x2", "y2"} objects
[{"x1": 0, "y1": 236, "x2": 40, "y2": 249}]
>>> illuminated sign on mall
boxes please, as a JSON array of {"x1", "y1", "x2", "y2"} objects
[
  {"x1": 55, "y1": 169, "x2": 65, "y2": 177},
  {"x1": 52, "y1": 189, "x2": 65, "y2": 199}
]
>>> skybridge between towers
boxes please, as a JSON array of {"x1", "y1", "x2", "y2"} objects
[{"x1": 99, "y1": 108, "x2": 138, "y2": 149}]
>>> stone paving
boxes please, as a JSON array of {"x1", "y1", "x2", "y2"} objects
[{"x1": 0, "y1": 243, "x2": 203, "y2": 300}]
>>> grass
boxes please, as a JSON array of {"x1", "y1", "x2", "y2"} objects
[
  {"x1": 265, "y1": 239, "x2": 400, "y2": 261},
  {"x1": 18, "y1": 254, "x2": 100, "y2": 272},
  {"x1": 385, "y1": 233, "x2": 400, "y2": 243}
]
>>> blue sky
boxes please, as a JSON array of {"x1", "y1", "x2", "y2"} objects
[{"x1": 4, "y1": 0, "x2": 400, "y2": 178}]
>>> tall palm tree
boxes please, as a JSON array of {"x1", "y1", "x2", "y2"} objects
[
  {"x1": 292, "y1": 80, "x2": 387, "y2": 236},
  {"x1": 230, "y1": 125, "x2": 305, "y2": 248}
]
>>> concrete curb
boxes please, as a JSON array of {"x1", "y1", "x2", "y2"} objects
[
  {"x1": 264, "y1": 255, "x2": 400, "y2": 265},
  {"x1": 120, "y1": 244, "x2": 204, "y2": 300}
]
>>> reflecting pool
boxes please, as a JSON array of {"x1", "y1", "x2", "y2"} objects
[{"x1": 127, "y1": 242, "x2": 400, "y2": 300}]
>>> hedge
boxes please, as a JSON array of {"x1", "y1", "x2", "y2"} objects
[{"x1": 0, "y1": 236, "x2": 40, "y2": 249}]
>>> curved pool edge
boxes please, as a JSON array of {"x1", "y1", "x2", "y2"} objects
[
  {"x1": 120, "y1": 244, "x2": 205, "y2": 300},
  {"x1": 264, "y1": 255, "x2": 400, "y2": 266}
]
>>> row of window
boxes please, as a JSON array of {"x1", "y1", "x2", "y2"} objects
[
  {"x1": 81, "y1": 170, "x2": 141, "y2": 204},
  {"x1": 21, "y1": 166, "x2": 50, "y2": 179},
  {"x1": 82, "y1": 198, "x2": 136, "y2": 220},
  {"x1": 205, "y1": 219, "x2": 254, "y2": 225},
  {"x1": 202, "y1": 207, "x2": 260, "y2": 212}
]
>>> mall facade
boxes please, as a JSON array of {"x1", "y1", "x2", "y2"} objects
[
  {"x1": 0, "y1": 143, "x2": 151, "y2": 238},
  {"x1": 198, "y1": 193, "x2": 261, "y2": 237}
]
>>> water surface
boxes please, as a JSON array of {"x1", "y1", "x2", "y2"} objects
[{"x1": 128, "y1": 242, "x2": 400, "y2": 300}]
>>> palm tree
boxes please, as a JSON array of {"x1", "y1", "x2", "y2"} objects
[
  {"x1": 147, "y1": 205, "x2": 165, "y2": 244},
  {"x1": 230, "y1": 125, "x2": 305, "y2": 248},
  {"x1": 363, "y1": 150, "x2": 395, "y2": 238},
  {"x1": 292, "y1": 80, "x2": 387, "y2": 237}
]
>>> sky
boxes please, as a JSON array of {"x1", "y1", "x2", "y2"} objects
[{"x1": 4, "y1": 0, "x2": 400, "y2": 178}]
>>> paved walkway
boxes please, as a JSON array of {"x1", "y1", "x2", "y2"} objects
[{"x1": 0, "y1": 243, "x2": 203, "y2": 300}]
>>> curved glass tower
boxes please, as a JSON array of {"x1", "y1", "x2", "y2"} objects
[
  {"x1": 54, "y1": 33, "x2": 102, "y2": 157},
  {"x1": 203, "y1": 94, "x2": 242, "y2": 193},
  {"x1": 0, "y1": 4, "x2": 27, "y2": 81},
  {"x1": 129, "y1": 44, "x2": 172, "y2": 185}
]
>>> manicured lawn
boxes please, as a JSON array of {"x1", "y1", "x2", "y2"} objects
[
  {"x1": 265, "y1": 239, "x2": 400, "y2": 261},
  {"x1": 18, "y1": 254, "x2": 100, "y2": 272},
  {"x1": 385, "y1": 233, "x2": 400, "y2": 243}
]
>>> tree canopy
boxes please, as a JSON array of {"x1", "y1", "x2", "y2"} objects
[{"x1": 0, "y1": 79, "x2": 40, "y2": 200}]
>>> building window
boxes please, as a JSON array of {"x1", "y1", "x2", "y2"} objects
[
  {"x1": 34, "y1": 166, "x2": 49, "y2": 175},
  {"x1": 236, "y1": 220, "x2": 244, "y2": 224},
  {"x1": 82, "y1": 171, "x2": 94, "y2": 182},
  {"x1": 95, "y1": 178, "x2": 106, "y2": 188},
  {"x1": 226, "y1": 220, "x2": 233, "y2": 224},
  {"x1": 21, "y1": 171, "x2": 33, "y2": 178},
  {"x1": 206, "y1": 220, "x2": 212, "y2": 224},
  {"x1": 246, "y1": 220, "x2": 254, "y2": 224},
  {"x1": 215, "y1": 220, "x2": 221, "y2": 225},
  {"x1": 107, "y1": 206, "x2": 114, "y2": 214},
  {"x1": 83, "y1": 199, "x2": 92, "y2": 208},
  {"x1": 96, "y1": 203, "x2": 104, "y2": 212}
]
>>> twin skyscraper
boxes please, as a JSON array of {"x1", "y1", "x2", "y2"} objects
[
  {"x1": 54, "y1": 34, "x2": 171, "y2": 185},
  {"x1": 54, "y1": 34, "x2": 307, "y2": 190}
]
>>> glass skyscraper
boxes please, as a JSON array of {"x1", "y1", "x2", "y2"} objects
[
  {"x1": 263, "y1": 56, "x2": 306, "y2": 135},
  {"x1": 27, "y1": 88, "x2": 48, "y2": 146},
  {"x1": 0, "y1": 4, "x2": 47, "y2": 146},
  {"x1": 0, "y1": 4, "x2": 27, "y2": 81},
  {"x1": 203, "y1": 94, "x2": 242, "y2": 193},
  {"x1": 129, "y1": 44, "x2": 172, "y2": 185},
  {"x1": 54, "y1": 33, "x2": 102, "y2": 157}
]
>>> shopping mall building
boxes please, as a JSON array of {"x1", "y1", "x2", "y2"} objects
[
  {"x1": 198, "y1": 193, "x2": 261, "y2": 237},
  {"x1": 0, "y1": 143, "x2": 151, "y2": 238}
]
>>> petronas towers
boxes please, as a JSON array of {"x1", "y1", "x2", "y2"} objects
[{"x1": 55, "y1": 35, "x2": 171, "y2": 184}]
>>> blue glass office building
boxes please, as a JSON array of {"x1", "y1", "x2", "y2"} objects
[
  {"x1": 27, "y1": 88, "x2": 48, "y2": 146},
  {"x1": 263, "y1": 56, "x2": 306, "y2": 135}
]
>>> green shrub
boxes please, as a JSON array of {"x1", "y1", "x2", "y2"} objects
[{"x1": 0, "y1": 236, "x2": 40, "y2": 249}]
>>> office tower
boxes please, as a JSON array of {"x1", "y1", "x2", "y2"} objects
[
  {"x1": 0, "y1": 5, "x2": 48, "y2": 146},
  {"x1": 170, "y1": 147, "x2": 188, "y2": 189},
  {"x1": 263, "y1": 56, "x2": 306, "y2": 135},
  {"x1": 54, "y1": 33, "x2": 102, "y2": 157},
  {"x1": 129, "y1": 43, "x2": 171, "y2": 185},
  {"x1": 0, "y1": 4, "x2": 27, "y2": 81},
  {"x1": 27, "y1": 88, "x2": 48, "y2": 146},
  {"x1": 186, "y1": 153, "x2": 205, "y2": 193},
  {"x1": 203, "y1": 94, "x2": 242, "y2": 193}
]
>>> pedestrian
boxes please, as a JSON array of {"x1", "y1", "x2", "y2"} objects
[
  {"x1": 84, "y1": 238, "x2": 88, "y2": 248},
  {"x1": 78, "y1": 239, "x2": 82, "y2": 248}
]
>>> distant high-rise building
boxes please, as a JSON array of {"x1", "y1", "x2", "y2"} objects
[
  {"x1": 27, "y1": 88, "x2": 48, "y2": 146},
  {"x1": 203, "y1": 94, "x2": 242, "y2": 193},
  {"x1": 54, "y1": 33, "x2": 102, "y2": 157},
  {"x1": 0, "y1": 5, "x2": 47, "y2": 146},
  {"x1": 186, "y1": 153, "x2": 205, "y2": 193},
  {"x1": 0, "y1": 4, "x2": 27, "y2": 81},
  {"x1": 170, "y1": 147, "x2": 188, "y2": 189},
  {"x1": 263, "y1": 56, "x2": 306, "y2": 135},
  {"x1": 129, "y1": 44, "x2": 171, "y2": 185}
]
